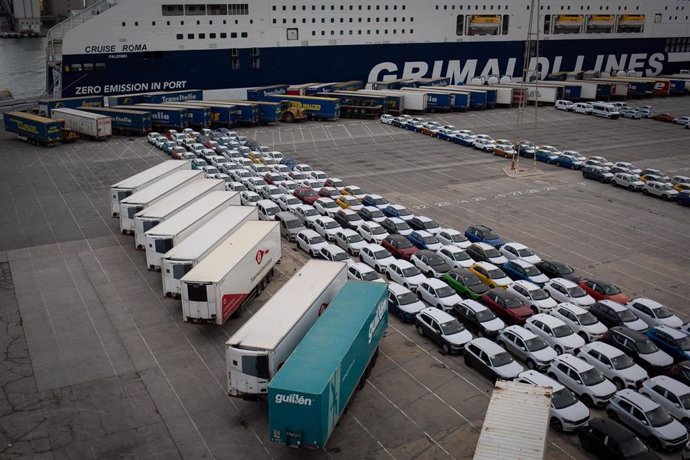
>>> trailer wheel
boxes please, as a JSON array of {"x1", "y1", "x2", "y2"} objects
[{"x1": 283, "y1": 112, "x2": 295, "y2": 123}]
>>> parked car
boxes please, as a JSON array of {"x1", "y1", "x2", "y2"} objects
[
  {"x1": 436, "y1": 245, "x2": 474, "y2": 269},
  {"x1": 415, "y1": 307, "x2": 473, "y2": 354},
  {"x1": 502, "y1": 260, "x2": 549, "y2": 286},
  {"x1": 603, "y1": 327, "x2": 674, "y2": 377},
  {"x1": 507, "y1": 280, "x2": 557, "y2": 315},
  {"x1": 340, "y1": 185, "x2": 367, "y2": 200},
  {"x1": 612, "y1": 172, "x2": 645, "y2": 191},
  {"x1": 381, "y1": 234, "x2": 419, "y2": 261},
  {"x1": 335, "y1": 194, "x2": 363, "y2": 211},
  {"x1": 358, "y1": 222, "x2": 389, "y2": 244},
  {"x1": 579, "y1": 417, "x2": 660, "y2": 459},
  {"x1": 679, "y1": 190, "x2": 690, "y2": 206},
  {"x1": 312, "y1": 216, "x2": 342, "y2": 242},
  {"x1": 481, "y1": 288, "x2": 533, "y2": 326},
  {"x1": 361, "y1": 194, "x2": 389, "y2": 209},
  {"x1": 411, "y1": 250, "x2": 452, "y2": 278},
  {"x1": 436, "y1": 228, "x2": 471, "y2": 249},
  {"x1": 628, "y1": 298, "x2": 683, "y2": 329},
  {"x1": 642, "y1": 182, "x2": 679, "y2": 201},
  {"x1": 347, "y1": 262, "x2": 384, "y2": 283},
  {"x1": 334, "y1": 209, "x2": 364, "y2": 231},
  {"x1": 465, "y1": 225, "x2": 503, "y2": 248},
  {"x1": 464, "y1": 338, "x2": 524, "y2": 381},
  {"x1": 466, "y1": 242, "x2": 508, "y2": 265},
  {"x1": 498, "y1": 325, "x2": 557, "y2": 370},
  {"x1": 590, "y1": 300, "x2": 649, "y2": 332},
  {"x1": 525, "y1": 314, "x2": 586, "y2": 355},
  {"x1": 295, "y1": 229, "x2": 328, "y2": 257},
  {"x1": 314, "y1": 197, "x2": 339, "y2": 217},
  {"x1": 652, "y1": 113, "x2": 675, "y2": 123},
  {"x1": 577, "y1": 341, "x2": 649, "y2": 390},
  {"x1": 544, "y1": 278, "x2": 595, "y2": 308},
  {"x1": 452, "y1": 299, "x2": 505, "y2": 339},
  {"x1": 408, "y1": 216, "x2": 441, "y2": 235},
  {"x1": 500, "y1": 242, "x2": 541, "y2": 264},
  {"x1": 291, "y1": 204, "x2": 320, "y2": 229},
  {"x1": 385, "y1": 259, "x2": 428, "y2": 292},
  {"x1": 583, "y1": 165, "x2": 615, "y2": 183},
  {"x1": 318, "y1": 244, "x2": 353, "y2": 267},
  {"x1": 333, "y1": 228, "x2": 367, "y2": 256},
  {"x1": 469, "y1": 262, "x2": 513, "y2": 289},
  {"x1": 381, "y1": 217, "x2": 412, "y2": 237},
  {"x1": 548, "y1": 354, "x2": 617, "y2": 407},
  {"x1": 646, "y1": 326, "x2": 690, "y2": 362},
  {"x1": 358, "y1": 206, "x2": 387, "y2": 223},
  {"x1": 579, "y1": 278, "x2": 630, "y2": 304},
  {"x1": 382, "y1": 204, "x2": 414, "y2": 221},
  {"x1": 442, "y1": 268, "x2": 490, "y2": 300},
  {"x1": 359, "y1": 243, "x2": 396, "y2": 273},
  {"x1": 407, "y1": 230, "x2": 442, "y2": 251},
  {"x1": 387, "y1": 282, "x2": 425, "y2": 323},
  {"x1": 640, "y1": 376, "x2": 690, "y2": 428},
  {"x1": 239, "y1": 190, "x2": 261, "y2": 206},
  {"x1": 669, "y1": 361, "x2": 690, "y2": 386},
  {"x1": 417, "y1": 278, "x2": 462, "y2": 312},
  {"x1": 536, "y1": 259, "x2": 580, "y2": 282},
  {"x1": 551, "y1": 302, "x2": 608, "y2": 342},
  {"x1": 275, "y1": 193, "x2": 302, "y2": 212},
  {"x1": 293, "y1": 186, "x2": 320, "y2": 205}
]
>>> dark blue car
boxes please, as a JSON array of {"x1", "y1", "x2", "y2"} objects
[
  {"x1": 455, "y1": 134, "x2": 476, "y2": 147},
  {"x1": 407, "y1": 230, "x2": 441, "y2": 250},
  {"x1": 678, "y1": 190, "x2": 690, "y2": 207},
  {"x1": 646, "y1": 326, "x2": 690, "y2": 362},
  {"x1": 362, "y1": 194, "x2": 389, "y2": 208},
  {"x1": 535, "y1": 149, "x2": 559, "y2": 164},
  {"x1": 501, "y1": 260, "x2": 549, "y2": 286},
  {"x1": 464, "y1": 225, "x2": 503, "y2": 248},
  {"x1": 553, "y1": 155, "x2": 585, "y2": 170},
  {"x1": 382, "y1": 204, "x2": 413, "y2": 220}
]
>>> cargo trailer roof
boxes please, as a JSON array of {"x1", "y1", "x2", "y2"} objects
[
  {"x1": 81, "y1": 107, "x2": 149, "y2": 115},
  {"x1": 120, "y1": 170, "x2": 201, "y2": 205},
  {"x1": 112, "y1": 160, "x2": 190, "y2": 189},
  {"x1": 269, "y1": 282, "x2": 387, "y2": 395},
  {"x1": 50, "y1": 108, "x2": 111, "y2": 120},
  {"x1": 135, "y1": 179, "x2": 223, "y2": 219},
  {"x1": 180, "y1": 221, "x2": 278, "y2": 283},
  {"x1": 163, "y1": 206, "x2": 257, "y2": 261},
  {"x1": 7, "y1": 111, "x2": 56, "y2": 123},
  {"x1": 226, "y1": 261, "x2": 347, "y2": 351},
  {"x1": 143, "y1": 191, "x2": 237, "y2": 237}
]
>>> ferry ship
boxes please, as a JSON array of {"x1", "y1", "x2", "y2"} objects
[{"x1": 45, "y1": 0, "x2": 690, "y2": 98}]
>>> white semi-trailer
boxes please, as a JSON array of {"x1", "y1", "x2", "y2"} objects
[
  {"x1": 225, "y1": 260, "x2": 348, "y2": 398},
  {"x1": 118, "y1": 169, "x2": 202, "y2": 234},
  {"x1": 161, "y1": 205, "x2": 258, "y2": 298},
  {"x1": 50, "y1": 107, "x2": 112, "y2": 140},
  {"x1": 110, "y1": 160, "x2": 190, "y2": 217},
  {"x1": 180, "y1": 221, "x2": 282, "y2": 325},
  {"x1": 133, "y1": 178, "x2": 224, "y2": 249}
]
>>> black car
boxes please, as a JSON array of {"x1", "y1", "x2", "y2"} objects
[
  {"x1": 582, "y1": 165, "x2": 614, "y2": 183},
  {"x1": 517, "y1": 141, "x2": 537, "y2": 158},
  {"x1": 603, "y1": 327, "x2": 674, "y2": 376},
  {"x1": 411, "y1": 250, "x2": 451, "y2": 278},
  {"x1": 380, "y1": 217, "x2": 412, "y2": 236},
  {"x1": 590, "y1": 301, "x2": 647, "y2": 331},
  {"x1": 535, "y1": 259, "x2": 581, "y2": 282},
  {"x1": 408, "y1": 216, "x2": 441, "y2": 234},
  {"x1": 415, "y1": 308, "x2": 471, "y2": 354},
  {"x1": 669, "y1": 361, "x2": 690, "y2": 386},
  {"x1": 451, "y1": 300, "x2": 504, "y2": 339},
  {"x1": 358, "y1": 206, "x2": 386, "y2": 222},
  {"x1": 579, "y1": 418, "x2": 659, "y2": 460},
  {"x1": 333, "y1": 209, "x2": 361, "y2": 230}
]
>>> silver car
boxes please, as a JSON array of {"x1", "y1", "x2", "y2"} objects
[
  {"x1": 497, "y1": 325, "x2": 557, "y2": 371},
  {"x1": 640, "y1": 376, "x2": 690, "y2": 428},
  {"x1": 577, "y1": 341, "x2": 649, "y2": 391}
]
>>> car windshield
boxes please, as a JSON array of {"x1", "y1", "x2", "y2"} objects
[
  {"x1": 373, "y1": 250, "x2": 390, "y2": 259},
  {"x1": 464, "y1": 275, "x2": 483, "y2": 287},
  {"x1": 552, "y1": 388, "x2": 578, "y2": 409},
  {"x1": 309, "y1": 235, "x2": 326, "y2": 244},
  {"x1": 301, "y1": 189, "x2": 317, "y2": 197},
  {"x1": 646, "y1": 406, "x2": 674, "y2": 427},
  {"x1": 452, "y1": 251, "x2": 471, "y2": 261},
  {"x1": 346, "y1": 214, "x2": 361, "y2": 222},
  {"x1": 303, "y1": 208, "x2": 318, "y2": 216},
  {"x1": 655, "y1": 306, "x2": 673, "y2": 319},
  {"x1": 557, "y1": 264, "x2": 575, "y2": 275},
  {"x1": 371, "y1": 226, "x2": 387, "y2": 235},
  {"x1": 524, "y1": 265, "x2": 541, "y2": 276},
  {"x1": 430, "y1": 258, "x2": 447, "y2": 269},
  {"x1": 485, "y1": 247, "x2": 501, "y2": 258},
  {"x1": 397, "y1": 208, "x2": 411, "y2": 217},
  {"x1": 441, "y1": 320, "x2": 464, "y2": 335},
  {"x1": 423, "y1": 236, "x2": 439, "y2": 244},
  {"x1": 553, "y1": 325, "x2": 573, "y2": 338},
  {"x1": 331, "y1": 252, "x2": 348, "y2": 262},
  {"x1": 681, "y1": 337, "x2": 690, "y2": 352},
  {"x1": 402, "y1": 266, "x2": 421, "y2": 277},
  {"x1": 372, "y1": 197, "x2": 388, "y2": 205},
  {"x1": 476, "y1": 309, "x2": 497, "y2": 322},
  {"x1": 324, "y1": 221, "x2": 339, "y2": 229},
  {"x1": 437, "y1": 286, "x2": 456, "y2": 298},
  {"x1": 451, "y1": 234, "x2": 468, "y2": 243},
  {"x1": 397, "y1": 239, "x2": 413, "y2": 249},
  {"x1": 619, "y1": 438, "x2": 650, "y2": 457},
  {"x1": 247, "y1": 195, "x2": 259, "y2": 203},
  {"x1": 531, "y1": 289, "x2": 549, "y2": 300},
  {"x1": 370, "y1": 209, "x2": 385, "y2": 218},
  {"x1": 286, "y1": 198, "x2": 300, "y2": 205},
  {"x1": 581, "y1": 368, "x2": 605, "y2": 386},
  {"x1": 524, "y1": 336, "x2": 548, "y2": 352},
  {"x1": 361, "y1": 271, "x2": 380, "y2": 282},
  {"x1": 323, "y1": 201, "x2": 338, "y2": 208},
  {"x1": 284, "y1": 219, "x2": 302, "y2": 229},
  {"x1": 576, "y1": 312, "x2": 598, "y2": 326},
  {"x1": 517, "y1": 248, "x2": 535, "y2": 257},
  {"x1": 617, "y1": 309, "x2": 637, "y2": 322},
  {"x1": 395, "y1": 222, "x2": 411, "y2": 230},
  {"x1": 491, "y1": 352, "x2": 513, "y2": 367},
  {"x1": 610, "y1": 353, "x2": 635, "y2": 370},
  {"x1": 398, "y1": 291, "x2": 418, "y2": 306},
  {"x1": 424, "y1": 221, "x2": 439, "y2": 229},
  {"x1": 504, "y1": 297, "x2": 524, "y2": 309},
  {"x1": 597, "y1": 284, "x2": 621, "y2": 295},
  {"x1": 568, "y1": 286, "x2": 588, "y2": 298},
  {"x1": 347, "y1": 234, "x2": 364, "y2": 243},
  {"x1": 636, "y1": 339, "x2": 659, "y2": 354},
  {"x1": 678, "y1": 393, "x2": 690, "y2": 410},
  {"x1": 488, "y1": 268, "x2": 506, "y2": 279}
]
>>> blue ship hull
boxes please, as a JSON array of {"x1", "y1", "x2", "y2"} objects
[{"x1": 59, "y1": 37, "x2": 685, "y2": 97}]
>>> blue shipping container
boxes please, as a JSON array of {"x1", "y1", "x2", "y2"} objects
[
  {"x1": 142, "y1": 90, "x2": 203, "y2": 104},
  {"x1": 115, "y1": 105, "x2": 188, "y2": 130},
  {"x1": 79, "y1": 106, "x2": 152, "y2": 135},
  {"x1": 268, "y1": 282, "x2": 388, "y2": 449},
  {"x1": 107, "y1": 93, "x2": 145, "y2": 106},
  {"x1": 38, "y1": 95, "x2": 105, "y2": 117},
  {"x1": 562, "y1": 85, "x2": 582, "y2": 101},
  {"x1": 595, "y1": 83, "x2": 612, "y2": 100},
  {"x1": 157, "y1": 103, "x2": 212, "y2": 128},
  {"x1": 246, "y1": 85, "x2": 289, "y2": 101},
  {"x1": 3, "y1": 111, "x2": 63, "y2": 145}
]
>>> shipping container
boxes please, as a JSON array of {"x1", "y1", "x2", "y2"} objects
[
  {"x1": 286, "y1": 83, "x2": 318, "y2": 95},
  {"x1": 473, "y1": 381, "x2": 552, "y2": 460},
  {"x1": 37, "y1": 95, "x2": 105, "y2": 117},
  {"x1": 110, "y1": 160, "x2": 191, "y2": 217},
  {"x1": 246, "y1": 85, "x2": 289, "y2": 101},
  {"x1": 400, "y1": 87, "x2": 452, "y2": 112},
  {"x1": 158, "y1": 103, "x2": 212, "y2": 128},
  {"x1": 459, "y1": 85, "x2": 498, "y2": 108},
  {"x1": 412, "y1": 77, "x2": 451, "y2": 87},
  {"x1": 264, "y1": 95, "x2": 340, "y2": 120},
  {"x1": 133, "y1": 178, "x2": 225, "y2": 249},
  {"x1": 592, "y1": 79, "x2": 629, "y2": 99},
  {"x1": 499, "y1": 83, "x2": 559, "y2": 104},
  {"x1": 141, "y1": 89, "x2": 203, "y2": 104},
  {"x1": 79, "y1": 106, "x2": 152, "y2": 136},
  {"x1": 329, "y1": 80, "x2": 364, "y2": 91},
  {"x1": 161, "y1": 206, "x2": 258, "y2": 297},
  {"x1": 268, "y1": 281, "x2": 388, "y2": 449},
  {"x1": 304, "y1": 83, "x2": 336, "y2": 95},
  {"x1": 205, "y1": 101, "x2": 260, "y2": 125},
  {"x1": 143, "y1": 191, "x2": 240, "y2": 270},
  {"x1": 107, "y1": 93, "x2": 146, "y2": 106},
  {"x1": 170, "y1": 101, "x2": 238, "y2": 127},
  {"x1": 457, "y1": 85, "x2": 516, "y2": 107},
  {"x1": 181, "y1": 221, "x2": 282, "y2": 325},
  {"x1": 226, "y1": 261, "x2": 348, "y2": 398},
  {"x1": 344, "y1": 90, "x2": 404, "y2": 113},
  {"x1": 114, "y1": 104, "x2": 188, "y2": 130},
  {"x1": 118, "y1": 170, "x2": 203, "y2": 234},
  {"x1": 50, "y1": 107, "x2": 112, "y2": 140},
  {"x1": 226, "y1": 100, "x2": 281, "y2": 124},
  {"x1": 415, "y1": 87, "x2": 471, "y2": 111},
  {"x1": 368, "y1": 79, "x2": 414, "y2": 90},
  {"x1": 3, "y1": 111, "x2": 63, "y2": 146},
  {"x1": 445, "y1": 85, "x2": 488, "y2": 109},
  {"x1": 316, "y1": 92, "x2": 385, "y2": 118}
]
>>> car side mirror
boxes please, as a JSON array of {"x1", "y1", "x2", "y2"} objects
[{"x1": 519, "y1": 346, "x2": 526, "y2": 351}]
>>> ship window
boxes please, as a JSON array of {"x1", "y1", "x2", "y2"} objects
[
  {"x1": 544, "y1": 14, "x2": 551, "y2": 34},
  {"x1": 502, "y1": 14, "x2": 509, "y2": 34},
  {"x1": 228, "y1": 4, "x2": 249, "y2": 15},
  {"x1": 151, "y1": 21, "x2": 156, "y2": 26},
  {"x1": 184, "y1": 4, "x2": 206, "y2": 15},
  {"x1": 241, "y1": 32, "x2": 247, "y2": 38},
  {"x1": 231, "y1": 32, "x2": 237, "y2": 38},
  {"x1": 162, "y1": 4, "x2": 184, "y2": 16},
  {"x1": 232, "y1": 58, "x2": 239, "y2": 69},
  {"x1": 231, "y1": 48, "x2": 238, "y2": 56},
  {"x1": 95, "y1": 63, "x2": 106, "y2": 71},
  {"x1": 220, "y1": 32, "x2": 227, "y2": 38},
  {"x1": 188, "y1": 33, "x2": 194, "y2": 39},
  {"x1": 287, "y1": 28, "x2": 298, "y2": 40},
  {"x1": 251, "y1": 57, "x2": 260, "y2": 68},
  {"x1": 209, "y1": 32, "x2": 216, "y2": 39},
  {"x1": 134, "y1": 21, "x2": 139, "y2": 26},
  {"x1": 121, "y1": 22, "x2": 125, "y2": 27},
  {"x1": 198, "y1": 33, "x2": 206, "y2": 39},
  {"x1": 655, "y1": 14, "x2": 662, "y2": 23}
]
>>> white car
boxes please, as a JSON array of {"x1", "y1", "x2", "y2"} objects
[
  {"x1": 417, "y1": 278, "x2": 461, "y2": 312},
  {"x1": 271, "y1": 164, "x2": 291, "y2": 174},
  {"x1": 358, "y1": 222, "x2": 389, "y2": 244},
  {"x1": 239, "y1": 190, "x2": 261, "y2": 206},
  {"x1": 500, "y1": 242, "x2": 541, "y2": 264},
  {"x1": 225, "y1": 181, "x2": 246, "y2": 192},
  {"x1": 627, "y1": 298, "x2": 683, "y2": 329},
  {"x1": 410, "y1": 251, "x2": 452, "y2": 278},
  {"x1": 385, "y1": 260, "x2": 428, "y2": 292},
  {"x1": 359, "y1": 244, "x2": 396, "y2": 273},
  {"x1": 147, "y1": 132, "x2": 163, "y2": 144},
  {"x1": 642, "y1": 181, "x2": 679, "y2": 201},
  {"x1": 588, "y1": 156, "x2": 614, "y2": 169},
  {"x1": 547, "y1": 354, "x2": 617, "y2": 407},
  {"x1": 295, "y1": 229, "x2": 328, "y2": 257},
  {"x1": 613, "y1": 162, "x2": 642, "y2": 175},
  {"x1": 291, "y1": 204, "x2": 320, "y2": 229},
  {"x1": 611, "y1": 172, "x2": 644, "y2": 191},
  {"x1": 507, "y1": 280, "x2": 557, "y2": 315},
  {"x1": 347, "y1": 262, "x2": 385, "y2": 283},
  {"x1": 275, "y1": 194, "x2": 302, "y2": 212},
  {"x1": 301, "y1": 178, "x2": 324, "y2": 192},
  {"x1": 277, "y1": 180, "x2": 299, "y2": 195},
  {"x1": 673, "y1": 116, "x2": 690, "y2": 125},
  {"x1": 387, "y1": 282, "x2": 426, "y2": 322},
  {"x1": 640, "y1": 376, "x2": 690, "y2": 426},
  {"x1": 380, "y1": 114, "x2": 395, "y2": 125},
  {"x1": 473, "y1": 137, "x2": 495, "y2": 152},
  {"x1": 417, "y1": 307, "x2": 473, "y2": 354},
  {"x1": 525, "y1": 314, "x2": 586, "y2": 355},
  {"x1": 326, "y1": 177, "x2": 347, "y2": 189},
  {"x1": 498, "y1": 325, "x2": 558, "y2": 371},
  {"x1": 572, "y1": 102, "x2": 593, "y2": 115},
  {"x1": 294, "y1": 163, "x2": 313, "y2": 173},
  {"x1": 244, "y1": 176, "x2": 267, "y2": 192},
  {"x1": 550, "y1": 302, "x2": 608, "y2": 342},
  {"x1": 314, "y1": 197, "x2": 339, "y2": 217},
  {"x1": 259, "y1": 184, "x2": 281, "y2": 200},
  {"x1": 201, "y1": 165, "x2": 220, "y2": 178},
  {"x1": 577, "y1": 342, "x2": 648, "y2": 391},
  {"x1": 543, "y1": 278, "x2": 595, "y2": 308},
  {"x1": 436, "y1": 245, "x2": 474, "y2": 269},
  {"x1": 313, "y1": 216, "x2": 342, "y2": 242},
  {"x1": 309, "y1": 170, "x2": 329, "y2": 181},
  {"x1": 436, "y1": 228, "x2": 471, "y2": 249},
  {"x1": 334, "y1": 229, "x2": 367, "y2": 256},
  {"x1": 318, "y1": 244, "x2": 353, "y2": 267}
]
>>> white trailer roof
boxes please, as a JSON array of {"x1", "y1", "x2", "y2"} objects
[
  {"x1": 144, "y1": 191, "x2": 238, "y2": 237},
  {"x1": 51, "y1": 107, "x2": 110, "y2": 120},
  {"x1": 135, "y1": 179, "x2": 223, "y2": 220},
  {"x1": 226, "y1": 260, "x2": 347, "y2": 351},
  {"x1": 473, "y1": 381, "x2": 552, "y2": 460},
  {"x1": 163, "y1": 206, "x2": 257, "y2": 261},
  {"x1": 120, "y1": 170, "x2": 202, "y2": 205},
  {"x1": 180, "y1": 221, "x2": 278, "y2": 284},
  {"x1": 111, "y1": 160, "x2": 189, "y2": 189}
]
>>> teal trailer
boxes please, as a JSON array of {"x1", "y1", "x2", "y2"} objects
[{"x1": 268, "y1": 282, "x2": 388, "y2": 449}]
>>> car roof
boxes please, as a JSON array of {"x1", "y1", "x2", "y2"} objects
[
  {"x1": 440, "y1": 228, "x2": 461, "y2": 235},
  {"x1": 416, "y1": 216, "x2": 433, "y2": 222},
  {"x1": 472, "y1": 242, "x2": 494, "y2": 250},
  {"x1": 518, "y1": 370, "x2": 565, "y2": 391},
  {"x1": 257, "y1": 199, "x2": 278, "y2": 207},
  {"x1": 504, "y1": 325, "x2": 537, "y2": 340},
  {"x1": 646, "y1": 375, "x2": 690, "y2": 395},
  {"x1": 413, "y1": 230, "x2": 433, "y2": 237},
  {"x1": 440, "y1": 245, "x2": 462, "y2": 253},
  {"x1": 363, "y1": 221, "x2": 382, "y2": 228},
  {"x1": 323, "y1": 244, "x2": 345, "y2": 254},
  {"x1": 392, "y1": 259, "x2": 414, "y2": 269},
  {"x1": 631, "y1": 297, "x2": 665, "y2": 310},
  {"x1": 362, "y1": 205, "x2": 379, "y2": 212},
  {"x1": 474, "y1": 261, "x2": 498, "y2": 270},
  {"x1": 555, "y1": 353, "x2": 593, "y2": 372},
  {"x1": 509, "y1": 259, "x2": 534, "y2": 268},
  {"x1": 420, "y1": 307, "x2": 454, "y2": 322},
  {"x1": 652, "y1": 325, "x2": 686, "y2": 339},
  {"x1": 352, "y1": 262, "x2": 374, "y2": 272},
  {"x1": 616, "y1": 389, "x2": 659, "y2": 411},
  {"x1": 338, "y1": 228, "x2": 358, "y2": 236},
  {"x1": 389, "y1": 204, "x2": 405, "y2": 210},
  {"x1": 595, "y1": 300, "x2": 627, "y2": 311},
  {"x1": 424, "y1": 277, "x2": 450, "y2": 289},
  {"x1": 609, "y1": 326, "x2": 649, "y2": 343},
  {"x1": 316, "y1": 215, "x2": 336, "y2": 223},
  {"x1": 386, "y1": 217, "x2": 405, "y2": 223},
  {"x1": 387, "y1": 282, "x2": 411, "y2": 296},
  {"x1": 459, "y1": 299, "x2": 488, "y2": 312},
  {"x1": 362, "y1": 242, "x2": 385, "y2": 251},
  {"x1": 505, "y1": 242, "x2": 527, "y2": 249},
  {"x1": 470, "y1": 337, "x2": 505, "y2": 356},
  {"x1": 549, "y1": 278, "x2": 578, "y2": 288},
  {"x1": 512, "y1": 280, "x2": 540, "y2": 290},
  {"x1": 588, "y1": 418, "x2": 639, "y2": 442},
  {"x1": 388, "y1": 234, "x2": 408, "y2": 242},
  {"x1": 531, "y1": 313, "x2": 566, "y2": 328},
  {"x1": 298, "y1": 228, "x2": 320, "y2": 237},
  {"x1": 583, "y1": 341, "x2": 625, "y2": 358},
  {"x1": 556, "y1": 302, "x2": 587, "y2": 315}
]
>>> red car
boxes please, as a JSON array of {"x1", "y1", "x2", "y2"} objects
[
  {"x1": 293, "y1": 187, "x2": 320, "y2": 205},
  {"x1": 263, "y1": 172, "x2": 286, "y2": 185},
  {"x1": 381, "y1": 235, "x2": 419, "y2": 261},
  {"x1": 652, "y1": 113, "x2": 674, "y2": 123},
  {"x1": 319, "y1": 187, "x2": 340, "y2": 198},
  {"x1": 480, "y1": 288, "x2": 533, "y2": 326},
  {"x1": 578, "y1": 278, "x2": 630, "y2": 304}
]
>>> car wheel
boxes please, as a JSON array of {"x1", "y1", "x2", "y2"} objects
[
  {"x1": 550, "y1": 418, "x2": 564, "y2": 432},
  {"x1": 607, "y1": 409, "x2": 618, "y2": 420},
  {"x1": 359, "y1": 255, "x2": 364, "y2": 263},
  {"x1": 417, "y1": 291, "x2": 424, "y2": 301},
  {"x1": 397, "y1": 312, "x2": 406, "y2": 322},
  {"x1": 642, "y1": 189, "x2": 649, "y2": 195},
  {"x1": 497, "y1": 340, "x2": 505, "y2": 348},
  {"x1": 416, "y1": 325, "x2": 424, "y2": 336},
  {"x1": 554, "y1": 345, "x2": 563, "y2": 355},
  {"x1": 427, "y1": 271, "x2": 434, "y2": 278},
  {"x1": 661, "y1": 194, "x2": 668, "y2": 201},
  {"x1": 436, "y1": 303, "x2": 443, "y2": 310},
  {"x1": 613, "y1": 378, "x2": 625, "y2": 391},
  {"x1": 628, "y1": 185, "x2": 635, "y2": 191},
  {"x1": 578, "y1": 332, "x2": 589, "y2": 342},
  {"x1": 531, "y1": 306, "x2": 539, "y2": 315},
  {"x1": 682, "y1": 418, "x2": 690, "y2": 430},
  {"x1": 386, "y1": 272, "x2": 392, "y2": 281},
  {"x1": 464, "y1": 354, "x2": 472, "y2": 367},
  {"x1": 526, "y1": 359, "x2": 536, "y2": 370},
  {"x1": 581, "y1": 394, "x2": 594, "y2": 407},
  {"x1": 441, "y1": 343, "x2": 450, "y2": 354}
]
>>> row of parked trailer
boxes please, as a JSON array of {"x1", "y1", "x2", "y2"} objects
[{"x1": 110, "y1": 158, "x2": 388, "y2": 449}]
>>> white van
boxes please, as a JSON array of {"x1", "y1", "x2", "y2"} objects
[
  {"x1": 591, "y1": 103, "x2": 620, "y2": 119},
  {"x1": 572, "y1": 102, "x2": 593, "y2": 115},
  {"x1": 257, "y1": 199, "x2": 280, "y2": 221},
  {"x1": 555, "y1": 100, "x2": 574, "y2": 111}
]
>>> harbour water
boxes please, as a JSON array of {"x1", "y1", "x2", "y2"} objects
[{"x1": 0, "y1": 38, "x2": 46, "y2": 99}]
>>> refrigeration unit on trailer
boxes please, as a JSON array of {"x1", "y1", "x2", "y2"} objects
[
  {"x1": 110, "y1": 160, "x2": 190, "y2": 217},
  {"x1": 226, "y1": 260, "x2": 348, "y2": 398},
  {"x1": 133, "y1": 178, "x2": 225, "y2": 249},
  {"x1": 50, "y1": 107, "x2": 112, "y2": 140},
  {"x1": 118, "y1": 169, "x2": 202, "y2": 234},
  {"x1": 143, "y1": 191, "x2": 240, "y2": 270},
  {"x1": 161, "y1": 206, "x2": 258, "y2": 298},
  {"x1": 180, "y1": 221, "x2": 282, "y2": 325},
  {"x1": 268, "y1": 281, "x2": 388, "y2": 449}
]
